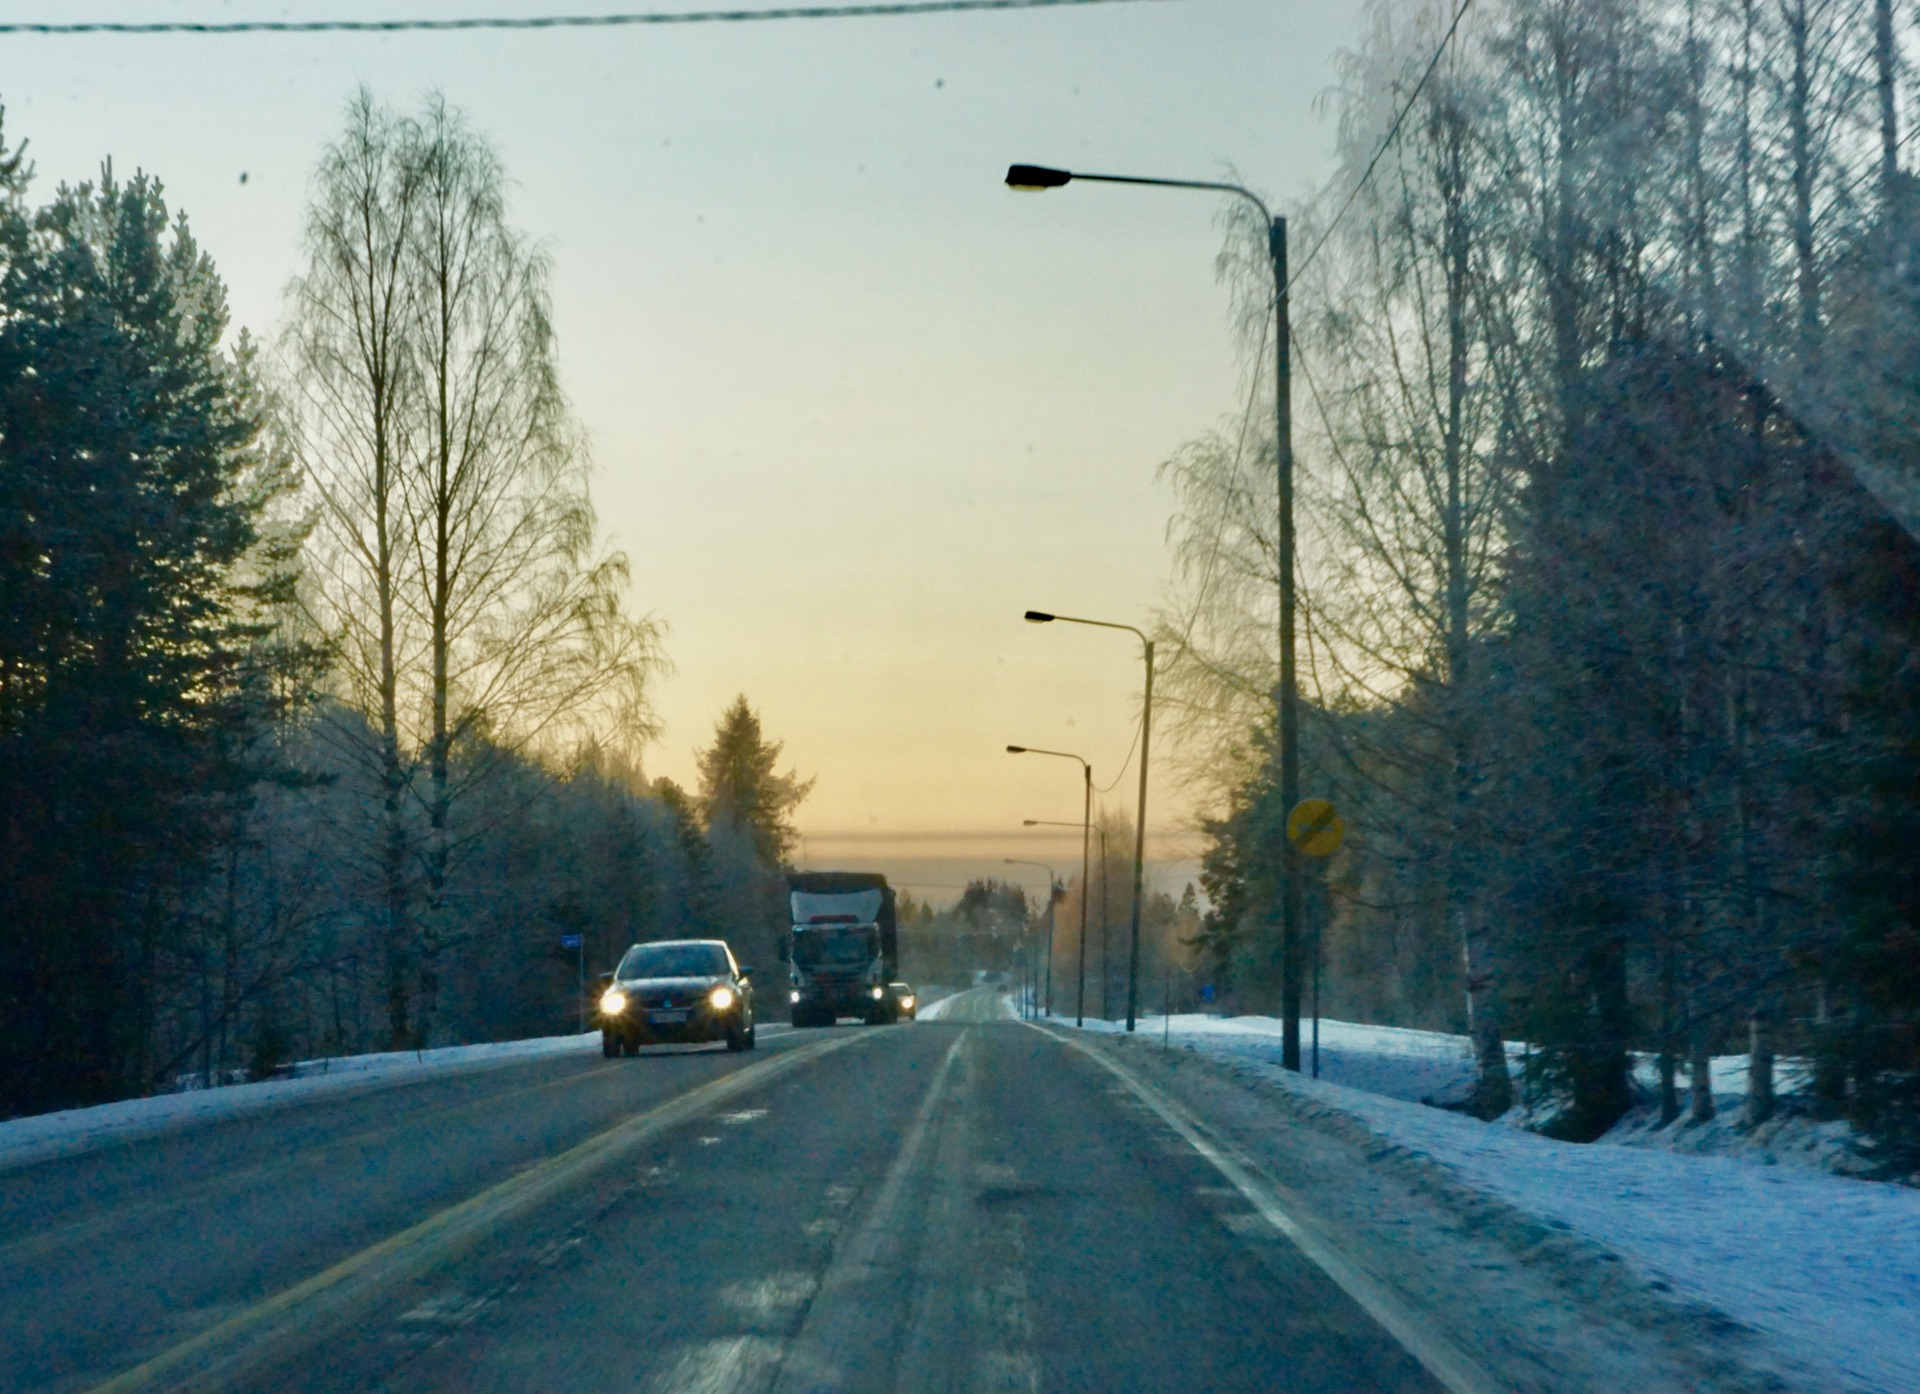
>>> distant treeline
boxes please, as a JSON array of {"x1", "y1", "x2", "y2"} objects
[
  {"x1": 896, "y1": 838, "x2": 1202, "y2": 1021},
  {"x1": 1166, "y1": 0, "x2": 1920, "y2": 1173},
  {"x1": 0, "y1": 94, "x2": 809, "y2": 1119}
]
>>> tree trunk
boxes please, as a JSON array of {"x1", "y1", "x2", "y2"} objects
[
  {"x1": 1784, "y1": 0, "x2": 1823, "y2": 358},
  {"x1": 1434, "y1": 91, "x2": 1511, "y2": 1120},
  {"x1": 1875, "y1": 0, "x2": 1899, "y2": 204},
  {"x1": 1812, "y1": 979, "x2": 1847, "y2": 1112},
  {"x1": 1688, "y1": 1010, "x2": 1716, "y2": 1123},
  {"x1": 1732, "y1": 0, "x2": 1762, "y2": 345},
  {"x1": 1747, "y1": 1005, "x2": 1776, "y2": 1127},
  {"x1": 378, "y1": 433, "x2": 411, "y2": 1050},
  {"x1": 1659, "y1": 934, "x2": 1681, "y2": 1125}
]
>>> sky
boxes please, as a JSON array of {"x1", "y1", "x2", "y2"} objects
[{"x1": 2, "y1": 0, "x2": 1369, "y2": 901}]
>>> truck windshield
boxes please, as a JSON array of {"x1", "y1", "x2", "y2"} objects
[
  {"x1": 793, "y1": 926, "x2": 878, "y2": 968},
  {"x1": 616, "y1": 943, "x2": 729, "y2": 979}
]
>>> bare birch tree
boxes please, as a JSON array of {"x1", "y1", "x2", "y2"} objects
[
  {"x1": 287, "y1": 90, "x2": 663, "y2": 1047},
  {"x1": 286, "y1": 90, "x2": 425, "y2": 1047}
]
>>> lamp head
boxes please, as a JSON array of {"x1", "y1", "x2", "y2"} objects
[
  {"x1": 1006, "y1": 744, "x2": 1027, "y2": 754},
  {"x1": 1006, "y1": 164, "x2": 1072, "y2": 190},
  {"x1": 1024, "y1": 610, "x2": 1055, "y2": 624}
]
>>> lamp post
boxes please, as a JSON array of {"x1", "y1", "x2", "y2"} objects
[
  {"x1": 1022, "y1": 820, "x2": 1085, "y2": 1023},
  {"x1": 1023, "y1": 609, "x2": 1155, "y2": 1033},
  {"x1": 1096, "y1": 825, "x2": 1112, "y2": 1020},
  {"x1": 1007, "y1": 164, "x2": 1301, "y2": 1068},
  {"x1": 1007, "y1": 747, "x2": 1092, "y2": 1027},
  {"x1": 1004, "y1": 858, "x2": 1058, "y2": 1019}
]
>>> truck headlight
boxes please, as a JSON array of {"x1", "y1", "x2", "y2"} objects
[
  {"x1": 708, "y1": 985, "x2": 736, "y2": 1011},
  {"x1": 600, "y1": 989, "x2": 628, "y2": 1016},
  {"x1": 871, "y1": 986, "x2": 885, "y2": 1000}
]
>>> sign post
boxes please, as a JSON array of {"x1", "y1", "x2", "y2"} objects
[
  {"x1": 560, "y1": 933, "x2": 585, "y2": 1032},
  {"x1": 1287, "y1": 799, "x2": 1346, "y2": 1079}
]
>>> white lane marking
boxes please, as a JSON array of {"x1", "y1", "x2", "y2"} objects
[
  {"x1": 720, "y1": 1109, "x2": 768, "y2": 1125},
  {"x1": 719, "y1": 1273, "x2": 819, "y2": 1321},
  {"x1": 768, "y1": 1031, "x2": 968, "y2": 1394},
  {"x1": 83, "y1": 1033, "x2": 868, "y2": 1394},
  {"x1": 976, "y1": 1350, "x2": 1040, "y2": 1394},
  {"x1": 1031, "y1": 1023, "x2": 1504, "y2": 1394},
  {"x1": 642, "y1": 1335, "x2": 785, "y2": 1394}
]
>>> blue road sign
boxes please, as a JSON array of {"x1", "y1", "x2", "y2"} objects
[{"x1": 560, "y1": 933, "x2": 583, "y2": 950}]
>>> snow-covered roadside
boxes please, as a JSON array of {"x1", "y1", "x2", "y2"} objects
[
  {"x1": 912, "y1": 986, "x2": 962, "y2": 1020},
  {"x1": 1076, "y1": 1014, "x2": 1920, "y2": 1393},
  {"x1": 0, "y1": 1031, "x2": 605, "y2": 1171},
  {"x1": 1071, "y1": 1012, "x2": 1498, "y2": 1107},
  {"x1": 1078, "y1": 1011, "x2": 1859, "y2": 1175}
]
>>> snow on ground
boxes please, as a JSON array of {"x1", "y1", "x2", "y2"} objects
[
  {"x1": 1074, "y1": 1011, "x2": 1854, "y2": 1172},
  {"x1": 1067, "y1": 1011, "x2": 1494, "y2": 1106},
  {"x1": 1073, "y1": 1012, "x2": 1920, "y2": 1393},
  {"x1": 0, "y1": 1031, "x2": 606, "y2": 1171},
  {"x1": 912, "y1": 986, "x2": 962, "y2": 1020}
]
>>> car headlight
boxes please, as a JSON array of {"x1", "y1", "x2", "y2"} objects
[
  {"x1": 900, "y1": 996, "x2": 915, "y2": 1010},
  {"x1": 790, "y1": 989, "x2": 801, "y2": 1003},
  {"x1": 600, "y1": 989, "x2": 628, "y2": 1016},
  {"x1": 708, "y1": 985, "x2": 736, "y2": 1011},
  {"x1": 871, "y1": 986, "x2": 885, "y2": 1000}
]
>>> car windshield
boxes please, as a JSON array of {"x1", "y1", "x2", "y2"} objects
[
  {"x1": 13, "y1": 6, "x2": 1912, "y2": 1390},
  {"x1": 793, "y1": 926, "x2": 878, "y2": 968},
  {"x1": 616, "y1": 943, "x2": 728, "y2": 980}
]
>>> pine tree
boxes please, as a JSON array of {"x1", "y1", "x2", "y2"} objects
[
  {"x1": 0, "y1": 157, "x2": 299, "y2": 1112},
  {"x1": 694, "y1": 695, "x2": 812, "y2": 868}
]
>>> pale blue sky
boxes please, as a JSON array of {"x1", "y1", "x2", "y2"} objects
[{"x1": 3, "y1": 0, "x2": 1369, "y2": 893}]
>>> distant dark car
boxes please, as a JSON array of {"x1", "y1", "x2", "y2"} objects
[
  {"x1": 887, "y1": 982, "x2": 917, "y2": 1021},
  {"x1": 598, "y1": 939, "x2": 755, "y2": 1056}
]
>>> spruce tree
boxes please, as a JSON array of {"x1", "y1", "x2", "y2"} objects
[{"x1": 0, "y1": 158, "x2": 294, "y2": 1112}]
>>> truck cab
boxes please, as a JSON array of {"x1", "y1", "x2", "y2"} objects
[{"x1": 787, "y1": 872, "x2": 899, "y2": 1026}]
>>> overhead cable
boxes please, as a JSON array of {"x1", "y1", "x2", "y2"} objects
[
  {"x1": 0, "y1": 0, "x2": 1174, "y2": 36},
  {"x1": 1287, "y1": 0, "x2": 1475, "y2": 290}
]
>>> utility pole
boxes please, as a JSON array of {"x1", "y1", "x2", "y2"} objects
[
  {"x1": 1271, "y1": 215, "x2": 1302, "y2": 1074},
  {"x1": 1005, "y1": 166, "x2": 1298, "y2": 1067},
  {"x1": 1007, "y1": 750, "x2": 1093, "y2": 1026},
  {"x1": 1125, "y1": 639, "x2": 1154, "y2": 1030}
]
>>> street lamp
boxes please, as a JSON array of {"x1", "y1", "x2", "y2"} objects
[
  {"x1": 1024, "y1": 609, "x2": 1155, "y2": 1033},
  {"x1": 1004, "y1": 858, "x2": 1058, "y2": 1019},
  {"x1": 1007, "y1": 745, "x2": 1092, "y2": 1027},
  {"x1": 1007, "y1": 165, "x2": 1302, "y2": 1069}
]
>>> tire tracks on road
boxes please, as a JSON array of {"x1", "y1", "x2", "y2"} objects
[
  {"x1": 1032, "y1": 1021, "x2": 1503, "y2": 1394},
  {"x1": 82, "y1": 1032, "x2": 867, "y2": 1394},
  {"x1": 0, "y1": 1058, "x2": 631, "y2": 1269}
]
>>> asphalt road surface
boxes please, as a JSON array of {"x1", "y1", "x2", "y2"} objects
[{"x1": 4, "y1": 990, "x2": 1459, "y2": 1394}]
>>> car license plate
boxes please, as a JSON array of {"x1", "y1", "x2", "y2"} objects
[{"x1": 649, "y1": 1008, "x2": 689, "y2": 1024}]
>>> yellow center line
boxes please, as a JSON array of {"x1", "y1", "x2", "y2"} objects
[
  {"x1": 0, "y1": 1056, "x2": 632, "y2": 1266},
  {"x1": 84, "y1": 1032, "x2": 866, "y2": 1394}
]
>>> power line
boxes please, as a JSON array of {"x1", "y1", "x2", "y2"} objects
[
  {"x1": 0, "y1": 0, "x2": 1173, "y2": 35},
  {"x1": 1288, "y1": 0, "x2": 1475, "y2": 289}
]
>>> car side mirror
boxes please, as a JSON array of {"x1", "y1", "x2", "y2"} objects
[
  {"x1": 597, "y1": 970, "x2": 613, "y2": 984},
  {"x1": 736, "y1": 965, "x2": 754, "y2": 978}
]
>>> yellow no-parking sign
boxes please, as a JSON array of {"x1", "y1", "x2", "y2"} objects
[{"x1": 1286, "y1": 799, "x2": 1346, "y2": 857}]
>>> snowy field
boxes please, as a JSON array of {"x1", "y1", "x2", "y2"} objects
[{"x1": 1073, "y1": 1011, "x2": 1920, "y2": 1394}]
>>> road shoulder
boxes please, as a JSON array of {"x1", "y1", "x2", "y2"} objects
[{"x1": 1053, "y1": 1027, "x2": 1816, "y2": 1394}]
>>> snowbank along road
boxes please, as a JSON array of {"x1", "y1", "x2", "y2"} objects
[{"x1": 5, "y1": 989, "x2": 1657, "y2": 1394}]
